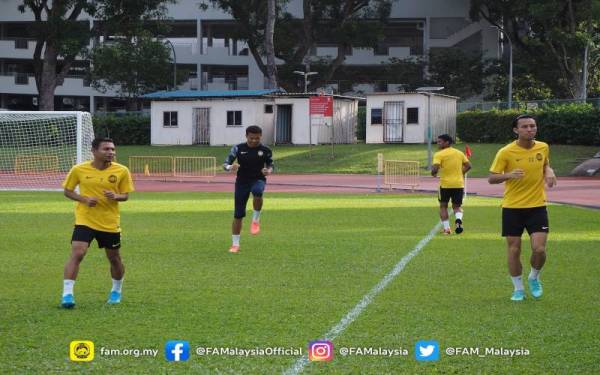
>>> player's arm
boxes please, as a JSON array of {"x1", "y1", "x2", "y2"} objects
[
  {"x1": 262, "y1": 149, "x2": 274, "y2": 176},
  {"x1": 462, "y1": 161, "x2": 472, "y2": 174},
  {"x1": 431, "y1": 164, "x2": 440, "y2": 177},
  {"x1": 488, "y1": 150, "x2": 522, "y2": 184},
  {"x1": 64, "y1": 188, "x2": 98, "y2": 207},
  {"x1": 488, "y1": 170, "x2": 524, "y2": 184},
  {"x1": 544, "y1": 162, "x2": 557, "y2": 188},
  {"x1": 223, "y1": 145, "x2": 239, "y2": 172},
  {"x1": 103, "y1": 191, "x2": 129, "y2": 201}
]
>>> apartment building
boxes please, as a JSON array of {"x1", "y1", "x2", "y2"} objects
[{"x1": 0, "y1": 0, "x2": 498, "y2": 112}]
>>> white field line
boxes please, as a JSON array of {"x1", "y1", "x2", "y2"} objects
[{"x1": 284, "y1": 222, "x2": 442, "y2": 375}]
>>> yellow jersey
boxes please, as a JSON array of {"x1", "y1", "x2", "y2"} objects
[
  {"x1": 489, "y1": 141, "x2": 549, "y2": 208},
  {"x1": 433, "y1": 147, "x2": 469, "y2": 188},
  {"x1": 62, "y1": 161, "x2": 134, "y2": 233}
]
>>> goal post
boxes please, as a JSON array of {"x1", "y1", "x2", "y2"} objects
[{"x1": 0, "y1": 111, "x2": 94, "y2": 191}]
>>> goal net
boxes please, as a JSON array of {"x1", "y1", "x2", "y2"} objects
[{"x1": 0, "y1": 111, "x2": 94, "y2": 191}]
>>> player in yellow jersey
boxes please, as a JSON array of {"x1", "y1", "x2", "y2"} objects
[
  {"x1": 488, "y1": 115, "x2": 557, "y2": 302},
  {"x1": 60, "y1": 137, "x2": 134, "y2": 308},
  {"x1": 431, "y1": 134, "x2": 472, "y2": 234}
]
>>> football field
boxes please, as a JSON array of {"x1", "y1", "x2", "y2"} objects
[{"x1": 0, "y1": 192, "x2": 598, "y2": 373}]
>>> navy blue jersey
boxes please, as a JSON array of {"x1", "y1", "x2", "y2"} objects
[{"x1": 223, "y1": 143, "x2": 274, "y2": 182}]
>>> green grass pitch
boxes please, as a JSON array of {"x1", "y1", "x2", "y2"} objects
[{"x1": 0, "y1": 192, "x2": 598, "y2": 373}]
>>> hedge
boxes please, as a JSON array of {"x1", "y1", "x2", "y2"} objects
[
  {"x1": 357, "y1": 106, "x2": 366, "y2": 140},
  {"x1": 93, "y1": 114, "x2": 150, "y2": 145},
  {"x1": 457, "y1": 104, "x2": 600, "y2": 145}
]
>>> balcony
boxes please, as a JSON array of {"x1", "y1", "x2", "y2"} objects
[
  {"x1": 0, "y1": 74, "x2": 118, "y2": 96},
  {"x1": 0, "y1": 39, "x2": 37, "y2": 59}
]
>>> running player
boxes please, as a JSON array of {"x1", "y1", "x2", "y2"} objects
[
  {"x1": 431, "y1": 134, "x2": 471, "y2": 234},
  {"x1": 223, "y1": 126, "x2": 273, "y2": 253},
  {"x1": 61, "y1": 137, "x2": 134, "y2": 308},
  {"x1": 488, "y1": 115, "x2": 557, "y2": 301}
]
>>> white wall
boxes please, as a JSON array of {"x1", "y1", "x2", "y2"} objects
[
  {"x1": 273, "y1": 98, "x2": 312, "y2": 144},
  {"x1": 151, "y1": 98, "x2": 275, "y2": 146},
  {"x1": 430, "y1": 95, "x2": 457, "y2": 140},
  {"x1": 151, "y1": 101, "x2": 195, "y2": 145},
  {"x1": 209, "y1": 99, "x2": 274, "y2": 145},
  {"x1": 366, "y1": 93, "x2": 428, "y2": 144}
]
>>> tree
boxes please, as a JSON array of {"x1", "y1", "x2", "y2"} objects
[
  {"x1": 265, "y1": 0, "x2": 278, "y2": 89},
  {"x1": 203, "y1": 0, "x2": 392, "y2": 91},
  {"x1": 428, "y1": 49, "x2": 500, "y2": 100},
  {"x1": 470, "y1": 0, "x2": 600, "y2": 99},
  {"x1": 89, "y1": 33, "x2": 178, "y2": 110},
  {"x1": 18, "y1": 0, "x2": 172, "y2": 110}
]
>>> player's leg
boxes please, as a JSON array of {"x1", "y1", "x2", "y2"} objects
[
  {"x1": 438, "y1": 188, "x2": 451, "y2": 234},
  {"x1": 503, "y1": 208, "x2": 526, "y2": 301},
  {"x1": 231, "y1": 182, "x2": 251, "y2": 253},
  {"x1": 62, "y1": 225, "x2": 93, "y2": 308},
  {"x1": 250, "y1": 180, "x2": 266, "y2": 235},
  {"x1": 506, "y1": 236, "x2": 525, "y2": 301},
  {"x1": 452, "y1": 189, "x2": 465, "y2": 234},
  {"x1": 100, "y1": 231, "x2": 124, "y2": 304},
  {"x1": 526, "y1": 207, "x2": 549, "y2": 298}
]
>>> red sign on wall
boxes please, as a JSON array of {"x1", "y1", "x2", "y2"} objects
[{"x1": 309, "y1": 95, "x2": 333, "y2": 116}]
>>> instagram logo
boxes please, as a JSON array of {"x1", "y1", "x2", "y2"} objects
[{"x1": 308, "y1": 340, "x2": 333, "y2": 362}]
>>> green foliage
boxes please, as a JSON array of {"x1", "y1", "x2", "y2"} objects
[
  {"x1": 357, "y1": 106, "x2": 366, "y2": 140},
  {"x1": 89, "y1": 33, "x2": 175, "y2": 103},
  {"x1": 428, "y1": 48, "x2": 499, "y2": 99},
  {"x1": 204, "y1": 0, "x2": 393, "y2": 91},
  {"x1": 470, "y1": 0, "x2": 600, "y2": 99},
  {"x1": 457, "y1": 104, "x2": 600, "y2": 145},
  {"x1": 93, "y1": 114, "x2": 150, "y2": 145}
]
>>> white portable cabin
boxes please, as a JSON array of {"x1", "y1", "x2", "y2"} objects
[
  {"x1": 365, "y1": 92, "x2": 458, "y2": 144},
  {"x1": 146, "y1": 90, "x2": 361, "y2": 146}
]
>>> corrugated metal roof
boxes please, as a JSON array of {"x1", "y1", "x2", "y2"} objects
[
  {"x1": 144, "y1": 89, "x2": 283, "y2": 99},
  {"x1": 365, "y1": 92, "x2": 459, "y2": 99},
  {"x1": 267, "y1": 92, "x2": 365, "y2": 101}
]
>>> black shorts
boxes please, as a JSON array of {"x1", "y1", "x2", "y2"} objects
[
  {"x1": 438, "y1": 188, "x2": 464, "y2": 206},
  {"x1": 71, "y1": 225, "x2": 121, "y2": 250},
  {"x1": 502, "y1": 207, "x2": 549, "y2": 237},
  {"x1": 234, "y1": 179, "x2": 266, "y2": 219}
]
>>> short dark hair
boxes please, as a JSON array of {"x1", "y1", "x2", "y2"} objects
[
  {"x1": 92, "y1": 137, "x2": 114, "y2": 150},
  {"x1": 246, "y1": 125, "x2": 262, "y2": 135},
  {"x1": 437, "y1": 134, "x2": 453, "y2": 144},
  {"x1": 512, "y1": 114, "x2": 536, "y2": 128}
]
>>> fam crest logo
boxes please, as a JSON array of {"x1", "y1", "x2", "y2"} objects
[
  {"x1": 69, "y1": 340, "x2": 94, "y2": 362},
  {"x1": 108, "y1": 175, "x2": 117, "y2": 183},
  {"x1": 536, "y1": 153, "x2": 543, "y2": 161}
]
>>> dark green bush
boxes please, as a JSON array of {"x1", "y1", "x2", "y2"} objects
[
  {"x1": 93, "y1": 114, "x2": 150, "y2": 145},
  {"x1": 357, "y1": 106, "x2": 366, "y2": 140},
  {"x1": 457, "y1": 104, "x2": 600, "y2": 145}
]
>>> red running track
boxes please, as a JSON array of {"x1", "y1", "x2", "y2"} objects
[{"x1": 133, "y1": 174, "x2": 600, "y2": 209}]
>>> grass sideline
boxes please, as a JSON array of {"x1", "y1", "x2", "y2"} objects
[
  {"x1": 114, "y1": 143, "x2": 597, "y2": 177},
  {"x1": 1, "y1": 192, "x2": 599, "y2": 373}
]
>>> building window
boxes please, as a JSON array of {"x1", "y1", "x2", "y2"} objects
[
  {"x1": 407, "y1": 107, "x2": 419, "y2": 124},
  {"x1": 264, "y1": 104, "x2": 273, "y2": 114},
  {"x1": 163, "y1": 111, "x2": 178, "y2": 127},
  {"x1": 227, "y1": 110, "x2": 242, "y2": 126},
  {"x1": 371, "y1": 108, "x2": 382, "y2": 125}
]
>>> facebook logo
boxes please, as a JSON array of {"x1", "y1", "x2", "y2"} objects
[{"x1": 165, "y1": 340, "x2": 190, "y2": 362}]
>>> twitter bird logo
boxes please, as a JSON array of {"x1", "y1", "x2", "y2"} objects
[{"x1": 415, "y1": 340, "x2": 439, "y2": 361}]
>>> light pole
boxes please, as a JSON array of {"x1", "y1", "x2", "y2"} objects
[
  {"x1": 491, "y1": 26, "x2": 513, "y2": 109},
  {"x1": 161, "y1": 38, "x2": 177, "y2": 90},
  {"x1": 293, "y1": 70, "x2": 317, "y2": 93},
  {"x1": 416, "y1": 86, "x2": 445, "y2": 170}
]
